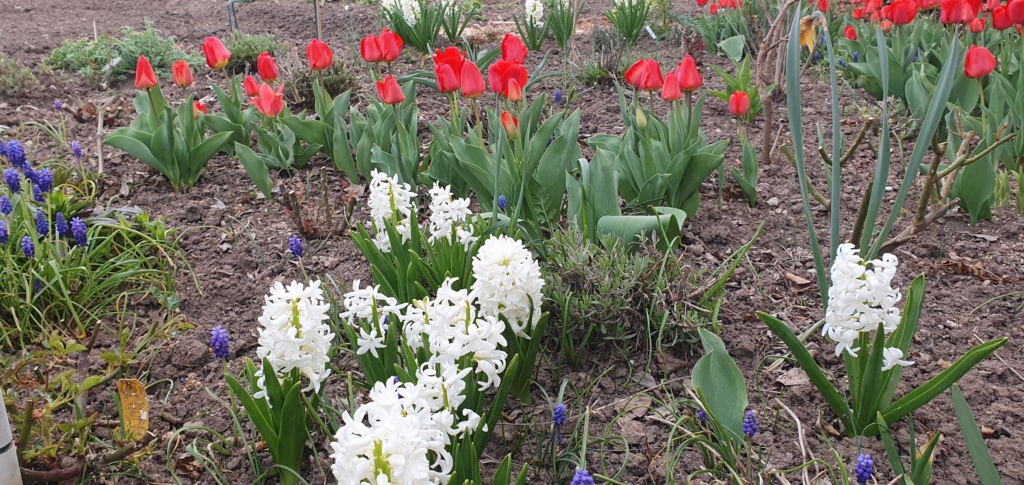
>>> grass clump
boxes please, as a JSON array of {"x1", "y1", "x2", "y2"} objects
[
  {"x1": 44, "y1": 19, "x2": 199, "y2": 83},
  {"x1": 0, "y1": 54, "x2": 37, "y2": 96},
  {"x1": 225, "y1": 31, "x2": 282, "y2": 74},
  {"x1": 284, "y1": 60, "x2": 358, "y2": 108}
]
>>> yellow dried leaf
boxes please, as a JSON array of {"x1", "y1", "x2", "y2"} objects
[
  {"x1": 116, "y1": 379, "x2": 149, "y2": 440},
  {"x1": 799, "y1": 16, "x2": 820, "y2": 54}
]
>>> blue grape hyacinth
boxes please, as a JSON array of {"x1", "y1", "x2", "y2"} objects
[
  {"x1": 553, "y1": 88, "x2": 564, "y2": 105},
  {"x1": 5, "y1": 168, "x2": 21, "y2": 193},
  {"x1": 697, "y1": 408, "x2": 707, "y2": 421},
  {"x1": 71, "y1": 217, "x2": 88, "y2": 248},
  {"x1": 6, "y1": 141, "x2": 26, "y2": 170},
  {"x1": 0, "y1": 195, "x2": 12, "y2": 215},
  {"x1": 552, "y1": 402, "x2": 567, "y2": 442},
  {"x1": 289, "y1": 234, "x2": 303, "y2": 258},
  {"x1": 742, "y1": 410, "x2": 758, "y2": 437},
  {"x1": 71, "y1": 141, "x2": 82, "y2": 160},
  {"x1": 852, "y1": 51, "x2": 859, "y2": 62},
  {"x1": 854, "y1": 453, "x2": 874, "y2": 484},
  {"x1": 56, "y1": 213, "x2": 69, "y2": 238},
  {"x1": 35, "y1": 209, "x2": 49, "y2": 237},
  {"x1": 54, "y1": 99, "x2": 62, "y2": 112},
  {"x1": 211, "y1": 325, "x2": 230, "y2": 361},
  {"x1": 0, "y1": 220, "x2": 7, "y2": 244},
  {"x1": 571, "y1": 468, "x2": 594, "y2": 485},
  {"x1": 21, "y1": 236, "x2": 34, "y2": 258},
  {"x1": 498, "y1": 194, "x2": 508, "y2": 210},
  {"x1": 32, "y1": 168, "x2": 53, "y2": 193}
]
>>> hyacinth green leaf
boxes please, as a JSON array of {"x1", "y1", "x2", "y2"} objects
[
  {"x1": 878, "y1": 275, "x2": 925, "y2": 407},
  {"x1": 692, "y1": 329, "x2": 748, "y2": 443},
  {"x1": 952, "y1": 385, "x2": 1004, "y2": 484}
]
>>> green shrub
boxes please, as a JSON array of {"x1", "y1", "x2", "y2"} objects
[
  {"x1": 44, "y1": 19, "x2": 199, "y2": 83},
  {"x1": 284, "y1": 60, "x2": 358, "y2": 108},
  {"x1": 225, "y1": 31, "x2": 282, "y2": 74},
  {"x1": 0, "y1": 54, "x2": 37, "y2": 96}
]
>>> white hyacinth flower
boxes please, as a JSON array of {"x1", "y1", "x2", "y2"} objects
[
  {"x1": 254, "y1": 280, "x2": 334, "y2": 400},
  {"x1": 368, "y1": 169, "x2": 416, "y2": 253},
  {"x1": 471, "y1": 235, "x2": 545, "y2": 337},
  {"x1": 427, "y1": 183, "x2": 476, "y2": 247},
  {"x1": 525, "y1": 0, "x2": 544, "y2": 26},
  {"x1": 881, "y1": 347, "x2": 914, "y2": 371},
  {"x1": 401, "y1": 0, "x2": 421, "y2": 26}
]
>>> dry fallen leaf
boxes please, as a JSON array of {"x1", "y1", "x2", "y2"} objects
[{"x1": 776, "y1": 367, "x2": 811, "y2": 387}]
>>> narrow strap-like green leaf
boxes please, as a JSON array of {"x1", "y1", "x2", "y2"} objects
[{"x1": 952, "y1": 385, "x2": 1004, "y2": 484}]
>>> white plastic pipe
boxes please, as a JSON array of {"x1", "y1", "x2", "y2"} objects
[{"x1": 0, "y1": 401, "x2": 23, "y2": 485}]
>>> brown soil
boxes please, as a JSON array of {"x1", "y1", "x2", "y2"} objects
[{"x1": 2, "y1": 0, "x2": 1023, "y2": 484}]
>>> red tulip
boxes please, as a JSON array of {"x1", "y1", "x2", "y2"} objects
[
  {"x1": 134, "y1": 56, "x2": 158, "y2": 89},
  {"x1": 940, "y1": 0, "x2": 982, "y2": 23},
  {"x1": 624, "y1": 59, "x2": 663, "y2": 92},
  {"x1": 986, "y1": 0, "x2": 1001, "y2": 9},
  {"x1": 193, "y1": 100, "x2": 207, "y2": 119},
  {"x1": 435, "y1": 64, "x2": 460, "y2": 93},
  {"x1": 890, "y1": 0, "x2": 919, "y2": 24},
  {"x1": 720, "y1": 0, "x2": 739, "y2": 8},
  {"x1": 501, "y1": 111, "x2": 520, "y2": 141},
  {"x1": 243, "y1": 75, "x2": 259, "y2": 97},
  {"x1": 172, "y1": 60, "x2": 193, "y2": 88},
  {"x1": 488, "y1": 59, "x2": 529, "y2": 98},
  {"x1": 818, "y1": 0, "x2": 830, "y2": 11},
  {"x1": 252, "y1": 83, "x2": 285, "y2": 118},
  {"x1": 202, "y1": 37, "x2": 231, "y2": 70},
  {"x1": 964, "y1": 45, "x2": 996, "y2": 78},
  {"x1": 852, "y1": 7, "x2": 865, "y2": 18},
  {"x1": 676, "y1": 55, "x2": 703, "y2": 92},
  {"x1": 507, "y1": 78, "x2": 523, "y2": 102},
  {"x1": 918, "y1": 0, "x2": 942, "y2": 9},
  {"x1": 881, "y1": 19, "x2": 894, "y2": 31},
  {"x1": 728, "y1": 91, "x2": 750, "y2": 117},
  {"x1": 257, "y1": 52, "x2": 279, "y2": 82},
  {"x1": 970, "y1": 16, "x2": 986, "y2": 31},
  {"x1": 433, "y1": 47, "x2": 466, "y2": 76},
  {"x1": 306, "y1": 39, "x2": 333, "y2": 71},
  {"x1": 844, "y1": 26, "x2": 858, "y2": 40},
  {"x1": 500, "y1": 33, "x2": 529, "y2": 64},
  {"x1": 864, "y1": 0, "x2": 883, "y2": 14},
  {"x1": 993, "y1": 5, "x2": 1014, "y2": 28},
  {"x1": 1008, "y1": 0, "x2": 1024, "y2": 22},
  {"x1": 661, "y1": 70, "x2": 682, "y2": 101},
  {"x1": 360, "y1": 35, "x2": 382, "y2": 63},
  {"x1": 461, "y1": 62, "x2": 486, "y2": 99},
  {"x1": 376, "y1": 75, "x2": 405, "y2": 104},
  {"x1": 379, "y1": 28, "x2": 404, "y2": 63},
  {"x1": 710, "y1": 3, "x2": 720, "y2": 13},
  {"x1": 697, "y1": 0, "x2": 709, "y2": 5}
]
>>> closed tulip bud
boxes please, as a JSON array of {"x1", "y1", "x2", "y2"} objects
[
  {"x1": 360, "y1": 35, "x2": 382, "y2": 63},
  {"x1": 376, "y1": 75, "x2": 405, "y2": 104},
  {"x1": 202, "y1": 37, "x2": 231, "y2": 70},
  {"x1": 844, "y1": 26, "x2": 858, "y2": 40},
  {"x1": 970, "y1": 17, "x2": 986, "y2": 31},
  {"x1": 940, "y1": 0, "x2": 983, "y2": 23},
  {"x1": 257, "y1": 52, "x2": 279, "y2": 82},
  {"x1": 1010, "y1": 0, "x2": 1024, "y2": 23},
  {"x1": 379, "y1": 28, "x2": 404, "y2": 63},
  {"x1": 243, "y1": 75, "x2": 259, "y2": 97},
  {"x1": 677, "y1": 55, "x2": 703, "y2": 92},
  {"x1": 710, "y1": 3, "x2": 720, "y2": 13},
  {"x1": 507, "y1": 78, "x2": 523, "y2": 102},
  {"x1": 306, "y1": 39, "x2": 333, "y2": 71},
  {"x1": 501, "y1": 111, "x2": 520, "y2": 140},
  {"x1": 624, "y1": 59, "x2": 663, "y2": 91},
  {"x1": 172, "y1": 60, "x2": 193, "y2": 88},
  {"x1": 964, "y1": 45, "x2": 996, "y2": 78},
  {"x1": 193, "y1": 100, "x2": 207, "y2": 119},
  {"x1": 500, "y1": 33, "x2": 528, "y2": 64},
  {"x1": 635, "y1": 107, "x2": 647, "y2": 130},
  {"x1": 661, "y1": 70, "x2": 682, "y2": 101},
  {"x1": 435, "y1": 63, "x2": 460, "y2": 93},
  {"x1": 993, "y1": 5, "x2": 1014, "y2": 28},
  {"x1": 729, "y1": 91, "x2": 751, "y2": 117},
  {"x1": 461, "y1": 62, "x2": 486, "y2": 98},
  {"x1": 134, "y1": 55, "x2": 158, "y2": 89},
  {"x1": 890, "y1": 0, "x2": 918, "y2": 25},
  {"x1": 252, "y1": 83, "x2": 286, "y2": 118}
]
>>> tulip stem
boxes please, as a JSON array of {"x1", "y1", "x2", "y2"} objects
[
  {"x1": 471, "y1": 99, "x2": 482, "y2": 138},
  {"x1": 977, "y1": 78, "x2": 986, "y2": 134}
]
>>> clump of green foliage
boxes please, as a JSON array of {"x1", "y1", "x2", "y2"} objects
[
  {"x1": 225, "y1": 31, "x2": 282, "y2": 74},
  {"x1": 285, "y1": 60, "x2": 358, "y2": 108},
  {"x1": 44, "y1": 19, "x2": 199, "y2": 83},
  {"x1": 0, "y1": 54, "x2": 37, "y2": 96}
]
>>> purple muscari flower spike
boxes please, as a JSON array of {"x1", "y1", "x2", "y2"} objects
[
  {"x1": 913, "y1": 48, "x2": 919, "y2": 62},
  {"x1": 33, "y1": 185, "x2": 44, "y2": 203},
  {"x1": 33, "y1": 278, "x2": 43, "y2": 292},
  {"x1": 852, "y1": 51, "x2": 859, "y2": 62},
  {"x1": 697, "y1": 409, "x2": 707, "y2": 421},
  {"x1": 33, "y1": 168, "x2": 53, "y2": 193},
  {"x1": 570, "y1": 468, "x2": 595, "y2": 485},
  {"x1": 0, "y1": 220, "x2": 7, "y2": 244},
  {"x1": 71, "y1": 217, "x2": 88, "y2": 248},
  {"x1": 742, "y1": 410, "x2": 758, "y2": 437},
  {"x1": 814, "y1": 51, "x2": 821, "y2": 62},
  {"x1": 21, "y1": 236, "x2": 34, "y2": 258},
  {"x1": 838, "y1": 59, "x2": 847, "y2": 68},
  {"x1": 553, "y1": 88, "x2": 564, "y2": 105},
  {"x1": 211, "y1": 325, "x2": 230, "y2": 360},
  {"x1": 289, "y1": 234, "x2": 303, "y2": 258},
  {"x1": 0, "y1": 196, "x2": 12, "y2": 215},
  {"x1": 498, "y1": 194, "x2": 508, "y2": 210},
  {"x1": 36, "y1": 209, "x2": 49, "y2": 237},
  {"x1": 5, "y1": 168, "x2": 21, "y2": 193},
  {"x1": 56, "y1": 213, "x2": 69, "y2": 238},
  {"x1": 71, "y1": 141, "x2": 82, "y2": 160},
  {"x1": 552, "y1": 403, "x2": 567, "y2": 442},
  {"x1": 6, "y1": 141, "x2": 26, "y2": 170},
  {"x1": 854, "y1": 453, "x2": 874, "y2": 484},
  {"x1": 0, "y1": 141, "x2": 6, "y2": 159},
  {"x1": 54, "y1": 99, "x2": 63, "y2": 112}
]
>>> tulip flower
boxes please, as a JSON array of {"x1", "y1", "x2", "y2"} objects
[
  {"x1": 818, "y1": 0, "x2": 829, "y2": 11},
  {"x1": 307, "y1": 39, "x2": 333, "y2": 71},
  {"x1": 677, "y1": 55, "x2": 703, "y2": 92},
  {"x1": 360, "y1": 35, "x2": 382, "y2": 63},
  {"x1": 720, "y1": 0, "x2": 740, "y2": 8},
  {"x1": 1009, "y1": 0, "x2": 1024, "y2": 22},
  {"x1": 243, "y1": 75, "x2": 259, "y2": 97},
  {"x1": 379, "y1": 28, "x2": 404, "y2": 63},
  {"x1": 970, "y1": 17, "x2": 986, "y2": 31},
  {"x1": 507, "y1": 78, "x2": 523, "y2": 102},
  {"x1": 729, "y1": 91, "x2": 750, "y2": 117},
  {"x1": 986, "y1": 0, "x2": 1001, "y2": 10},
  {"x1": 435, "y1": 63, "x2": 460, "y2": 93},
  {"x1": 252, "y1": 82, "x2": 286, "y2": 118},
  {"x1": 257, "y1": 52, "x2": 279, "y2": 82},
  {"x1": 193, "y1": 100, "x2": 207, "y2": 119},
  {"x1": 488, "y1": 59, "x2": 529, "y2": 98},
  {"x1": 661, "y1": 71, "x2": 682, "y2": 101},
  {"x1": 889, "y1": 0, "x2": 919, "y2": 24},
  {"x1": 134, "y1": 56, "x2": 158, "y2": 89},
  {"x1": 710, "y1": 3, "x2": 720, "y2": 13},
  {"x1": 501, "y1": 111, "x2": 519, "y2": 141},
  {"x1": 500, "y1": 33, "x2": 528, "y2": 64},
  {"x1": 433, "y1": 47, "x2": 465, "y2": 75},
  {"x1": 172, "y1": 60, "x2": 193, "y2": 88},
  {"x1": 461, "y1": 62, "x2": 486, "y2": 98},
  {"x1": 940, "y1": 0, "x2": 982, "y2": 23},
  {"x1": 852, "y1": 7, "x2": 865, "y2": 18},
  {"x1": 697, "y1": 0, "x2": 709, "y2": 6},
  {"x1": 202, "y1": 37, "x2": 231, "y2": 70},
  {"x1": 624, "y1": 59, "x2": 663, "y2": 91},
  {"x1": 964, "y1": 45, "x2": 996, "y2": 78},
  {"x1": 993, "y1": 5, "x2": 1014, "y2": 28},
  {"x1": 844, "y1": 26, "x2": 858, "y2": 40},
  {"x1": 376, "y1": 75, "x2": 405, "y2": 104}
]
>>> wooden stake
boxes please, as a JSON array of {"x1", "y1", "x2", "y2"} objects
[{"x1": 313, "y1": 0, "x2": 323, "y2": 40}]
